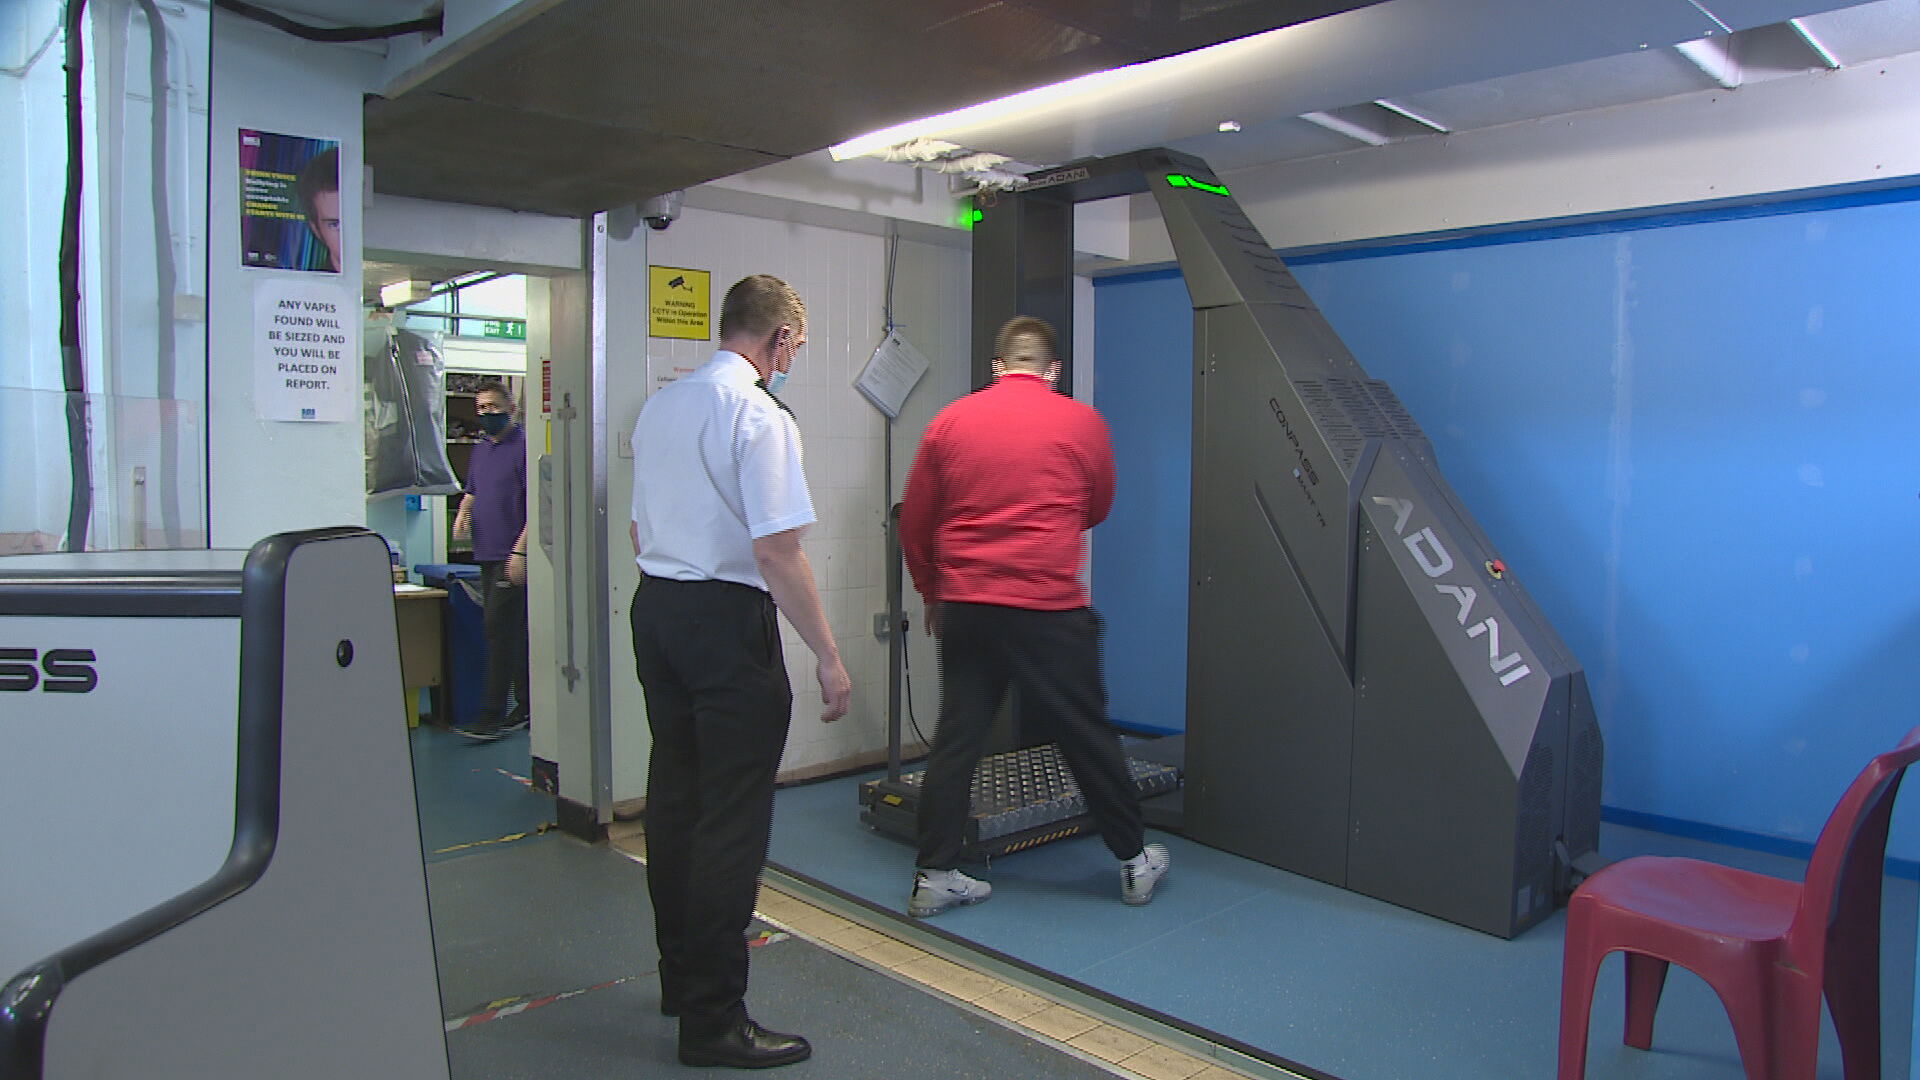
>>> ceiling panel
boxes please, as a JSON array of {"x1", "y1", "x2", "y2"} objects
[
  {"x1": 881, "y1": 0, "x2": 1908, "y2": 177},
  {"x1": 994, "y1": 0, "x2": 1383, "y2": 57},
  {"x1": 364, "y1": 91, "x2": 785, "y2": 217},
  {"x1": 364, "y1": 0, "x2": 1387, "y2": 214},
  {"x1": 1797, "y1": 0, "x2": 1920, "y2": 62},
  {"x1": 361, "y1": 0, "x2": 1911, "y2": 215},
  {"x1": 887, "y1": 0, "x2": 1739, "y2": 166},
  {"x1": 1167, "y1": 115, "x2": 1372, "y2": 171},
  {"x1": 1701, "y1": 0, "x2": 1909, "y2": 25},
  {"x1": 411, "y1": 1, "x2": 1042, "y2": 160},
  {"x1": 1391, "y1": 49, "x2": 1716, "y2": 134}
]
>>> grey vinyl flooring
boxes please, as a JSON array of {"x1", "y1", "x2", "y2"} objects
[{"x1": 425, "y1": 833, "x2": 1123, "y2": 1079}]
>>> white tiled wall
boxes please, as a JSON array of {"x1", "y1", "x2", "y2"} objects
[{"x1": 641, "y1": 208, "x2": 972, "y2": 776}]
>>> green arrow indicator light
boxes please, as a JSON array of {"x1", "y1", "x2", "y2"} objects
[{"x1": 1165, "y1": 173, "x2": 1230, "y2": 196}]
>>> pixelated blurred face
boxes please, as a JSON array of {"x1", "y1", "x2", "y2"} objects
[
  {"x1": 308, "y1": 189, "x2": 343, "y2": 272},
  {"x1": 774, "y1": 323, "x2": 807, "y2": 374}
]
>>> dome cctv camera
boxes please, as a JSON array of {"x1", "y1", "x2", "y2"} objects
[{"x1": 640, "y1": 190, "x2": 684, "y2": 231}]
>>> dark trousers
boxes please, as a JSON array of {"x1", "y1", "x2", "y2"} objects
[
  {"x1": 479, "y1": 560, "x2": 529, "y2": 724},
  {"x1": 917, "y1": 602, "x2": 1144, "y2": 870},
  {"x1": 629, "y1": 576, "x2": 793, "y2": 1034}
]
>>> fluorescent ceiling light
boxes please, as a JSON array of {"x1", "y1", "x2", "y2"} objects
[
  {"x1": 380, "y1": 279, "x2": 433, "y2": 307},
  {"x1": 828, "y1": 25, "x2": 1302, "y2": 161},
  {"x1": 830, "y1": 67, "x2": 1135, "y2": 161}
]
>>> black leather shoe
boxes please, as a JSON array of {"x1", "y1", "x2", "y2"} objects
[{"x1": 678, "y1": 1018, "x2": 811, "y2": 1069}]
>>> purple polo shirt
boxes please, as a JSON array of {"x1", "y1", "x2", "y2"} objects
[{"x1": 467, "y1": 422, "x2": 527, "y2": 562}]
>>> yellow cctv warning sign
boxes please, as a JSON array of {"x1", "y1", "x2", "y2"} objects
[{"x1": 649, "y1": 266, "x2": 710, "y2": 340}]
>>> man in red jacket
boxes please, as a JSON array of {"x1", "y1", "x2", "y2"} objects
[{"x1": 900, "y1": 315, "x2": 1170, "y2": 917}]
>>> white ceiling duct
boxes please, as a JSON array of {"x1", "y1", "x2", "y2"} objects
[{"x1": 872, "y1": 137, "x2": 1032, "y2": 192}]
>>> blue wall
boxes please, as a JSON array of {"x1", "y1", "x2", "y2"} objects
[
  {"x1": 1093, "y1": 191, "x2": 1920, "y2": 859},
  {"x1": 366, "y1": 493, "x2": 436, "y2": 577},
  {"x1": 1093, "y1": 279, "x2": 1195, "y2": 736}
]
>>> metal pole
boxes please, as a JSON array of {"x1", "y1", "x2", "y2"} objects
[
  {"x1": 885, "y1": 422, "x2": 903, "y2": 783},
  {"x1": 558, "y1": 391, "x2": 579, "y2": 690},
  {"x1": 880, "y1": 227, "x2": 905, "y2": 781},
  {"x1": 587, "y1": 213, "x2": 614, "y2": 824},
  {"x1": 389, "y1": 309, "x2": 525, "y2": 324}
]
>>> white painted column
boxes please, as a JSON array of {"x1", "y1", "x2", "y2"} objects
[
  {"x1": 525, "y1": 212, "x2": 652, "y2": 829},
  {"x1": 599, "y1": 215, "x2": 654, "y2": 807},
  {"x1": 206, "y1": 15, "x2": 378, "y2": 548}
]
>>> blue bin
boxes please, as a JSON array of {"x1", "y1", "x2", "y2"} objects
[{"x1": 415, "y1": 563, "x2": 486, "y2": 728}]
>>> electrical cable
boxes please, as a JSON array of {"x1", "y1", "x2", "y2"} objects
[
  {"x1": 60, "y1": 0, "x2": 94, "y2": 553},
  {"x1": 211, "y1": 0, "x2": 441, "y2": 42},
  {"x1": 882, "y1": 226, "x2": 899, "y2": 335},
  {"x1": 901, "y1": 607, "x2": 931, "y2": 753}
]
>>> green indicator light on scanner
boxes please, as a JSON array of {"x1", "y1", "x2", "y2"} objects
[
  {"x1": 1164, "y1": 173, "x2": 1231, "y2": 197},
  {"x1": 971, "y1": 208, "x2": 985, "y2": 223}
]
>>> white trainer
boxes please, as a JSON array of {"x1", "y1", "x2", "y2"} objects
[
  {"x1": 909, "y1": 868, "x2": 993, "y2": 917},
  {"x1": 1121, "y1": 843, "x2": 1171, "y2": 906}
]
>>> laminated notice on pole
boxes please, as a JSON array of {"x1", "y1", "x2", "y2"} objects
[{"x1": 855, "y1": 330, "x2": 931, "y2": 419}]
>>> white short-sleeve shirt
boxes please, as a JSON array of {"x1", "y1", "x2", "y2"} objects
[{"x1": 630, "y1": 350, "x2": 814, "y2": 591}]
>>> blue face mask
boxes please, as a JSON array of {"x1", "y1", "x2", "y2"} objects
[
  {"x1": 765, "y1": 370, "x2": 789, "y2": 395},
  {"x1": 479, "y1": 412, "x2": 513, "y2": 436}
]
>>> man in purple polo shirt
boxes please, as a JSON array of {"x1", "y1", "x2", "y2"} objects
[{"x1": 452, "y1": 381, "x2": 530, "y2": 740}]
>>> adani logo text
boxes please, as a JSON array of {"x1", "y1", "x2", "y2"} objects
[{"x1": 1370, "y1": 497, "x2": 1532, "y2": 688}]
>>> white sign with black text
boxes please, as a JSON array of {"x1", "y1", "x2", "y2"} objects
[
  {"x1": 855, "y1": 330, "x2": 931, "y2": 420},
  {"x1": 255, "y1": 277, "x2": 356, "y2": 422}
]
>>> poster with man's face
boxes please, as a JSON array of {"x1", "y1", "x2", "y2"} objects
[{"x1": 239, "y1": 130, "x2": 342, "y2": 273}]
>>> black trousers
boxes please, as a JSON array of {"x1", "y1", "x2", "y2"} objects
[
  {"x1": 917, "y1": 602, "x2": 1144, "y2": 871},
  {"x1": 479, "y1": 560, "x2": 529, "y2": 724},
  {"x1": 629, "y1": 576, "x2": 792, "y2": 1034}
]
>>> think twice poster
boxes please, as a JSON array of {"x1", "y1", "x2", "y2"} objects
[{"x1": 239, "y1": 130, "x2": 341, "y2": 272}]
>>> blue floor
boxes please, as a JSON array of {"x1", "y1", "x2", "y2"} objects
[
  {"x1": 770, "y1": 770, "x2": 1917, "y2": 1080},
  {"x1": 409, "y1": 725, "x2": 554, "y2": 863}
]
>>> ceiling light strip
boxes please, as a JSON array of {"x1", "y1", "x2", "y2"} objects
[
  {"x1": 1298, "y1": 110, "x2": 1390, "y2": 147},
  {"x1": 1674, "y1": 37, "x2": 1741, "y2": 89},
  {"x1": 1685, "y1": 0, "x2": 1733, "y2": 35},
  {"x1": 827, "y1": 20, "x2": 1308, "y2": 161},
  {"x1": 1372, "y1": 99, "x2": 1449, "y2": 133},
  {"x1": 829, "y1": 66, "x2": 1138, "y2": 160},
  {"x1": 1787, "y1": 17, "x2": 1842, "y2": 69}
]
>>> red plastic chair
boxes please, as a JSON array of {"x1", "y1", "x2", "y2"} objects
[{"x1": 1558, "y1": 726, "x2": 1920, "y2": 1080}]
